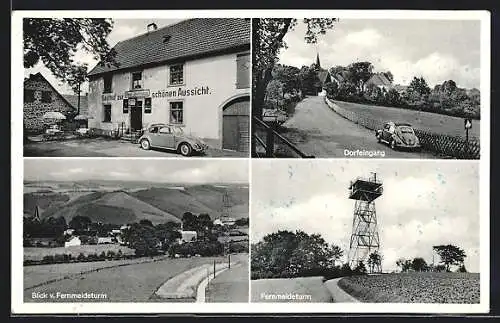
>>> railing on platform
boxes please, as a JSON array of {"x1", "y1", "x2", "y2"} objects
[{"x1": 252, "y1": 116, "x2": 315, "y2": 158}]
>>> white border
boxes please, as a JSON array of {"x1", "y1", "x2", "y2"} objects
[{"x1": 12, "y1": 10, "x2": 491, "y2": 314}]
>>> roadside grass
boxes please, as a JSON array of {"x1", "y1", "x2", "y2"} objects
[
  {"x1": 24, "y1": 256, "x2": 227, "y2": 302},
  {"x1": 334, "y1": 100, "x2": 480, "y2": 139}
]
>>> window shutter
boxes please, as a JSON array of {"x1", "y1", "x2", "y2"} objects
[
  {"x1": 145, "y1": 97, "x2": 152, "y2": 114},
  {"x1": 123, "y1": 99, "x2": 129, "y2": 113},
  {"x1": 236, "y1": 53, "x2": 250, "y2": 89}
]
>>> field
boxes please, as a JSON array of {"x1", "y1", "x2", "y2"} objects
[
  {"x1": 251, "y1": 276, "x2": 333, "y2": 303},
  {"x1": 24, "y1": 245, "x2": 136, "y2": 262},
  {"x1": 333, "y1": 100, "x2": 480, "y2": 139},
  {"x1": 24, "y1": 255, "x2": 228, "y2": 302},
  {"x1": 338, "y1": 272, "x2": 480, "y2": 303}
]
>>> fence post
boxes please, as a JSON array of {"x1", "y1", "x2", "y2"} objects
[
  {"x1": 228, "y1": 254, "x2": 231, "y2": 269},
  {"x1": 213, "y1": 259, "x2": 216, "y2": 279},
  {"x1": 265, "y1": 126, "x2": 274, "y2": 157}
]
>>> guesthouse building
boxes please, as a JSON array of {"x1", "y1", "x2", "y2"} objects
[
  {"x1": 23, "y1": 73, "x2": 76, "y2": 134},
  {"x1": 87, "y1": 18, "x2": 251, "y2": 153}
]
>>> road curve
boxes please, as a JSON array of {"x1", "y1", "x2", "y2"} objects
[
  {"x1": 280, "y1": 96, "x2": 437, "y2": 159},
  {"x1": 324, "y1": 278, "x2": 360, "y2": 303}
]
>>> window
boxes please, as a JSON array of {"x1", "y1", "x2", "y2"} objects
[
  {"x1": 159, "y1": 127, "x2": 172, "y2": 134},
  {"x1": 132, "y1": 72, "x2": 143, "y2": 89},
  {"x1": 103, "y1": 104, "x2": 112, "y2": 122},
  {"x1": 41, "y1": 91, "x2": 52, "y2": 103},
  {"x1": 104, "y1": 75, "x2": 112, "y2": 93},
  {"x1": 144, "y1": 97, "x2": 152, "y2": 114},
  {"x1": 170, "y1": 101, "x2": 183, "y2": 124},
  {"x1": 123, "y1": 99, "x2": 129, "y2": 114},
  {"x1": 236, "y1": 53, "x2": 250, "y2": 89},
  {"x1": 169, "y1": 64, "x2": 184, "y2": 85},
  {"x1": 24, "y1": 89, "x2": 35, "y2": 102}
]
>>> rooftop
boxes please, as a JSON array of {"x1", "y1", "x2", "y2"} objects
[{"x1": 89, "y1": 18, "x2": 250, "y2": 77}]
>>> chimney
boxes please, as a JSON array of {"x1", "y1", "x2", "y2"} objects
[{"x1": 147, "y1": 23, "x2": 158, "y2": 33}]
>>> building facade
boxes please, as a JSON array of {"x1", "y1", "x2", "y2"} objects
[
  {"x1": 23, "y1": 73, "x2": 76, "y2": 134},
  {"x1": 87, "y1": 18, "x2": 251, "y2": 152}
]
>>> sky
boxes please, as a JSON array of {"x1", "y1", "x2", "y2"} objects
[
  {"x1": 24, "y1": 19, "x2": 183, "y2": 95},
  {"x1": 24, "y1": 159, "x2": 249, "y2": 184},
  {"x1": 251, "y1": 160, "x2": 480, "y2": 273},
  {"x1": 278, "y1": 19, "x2": 481, "y2": 89}
]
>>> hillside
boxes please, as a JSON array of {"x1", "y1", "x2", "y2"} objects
[{"x1": 23, "y1": 184, "x2": 248, "y2": 225}]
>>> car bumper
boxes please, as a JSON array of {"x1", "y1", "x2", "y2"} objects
[{"x1": 396, "y1": 143, "x2": 421, "y2": 149}]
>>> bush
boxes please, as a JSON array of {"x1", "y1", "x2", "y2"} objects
[
  {"x1": 106, "y1": 250, "x2": 116, "y2": 260},
  {"x1": 42, "y1": 255, "x2": 55, "y2": 264},
  {"x1": 77, "y1": 252, "x2": 86, "y2": 262},
  {"x1": 98, "y1": 251, "x2": 107, "y2": 260}
]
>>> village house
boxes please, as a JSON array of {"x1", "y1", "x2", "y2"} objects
[
  {"x1": 87, "y1": 18, "x2": 251, "y2": 153},
  {"x1": 177, "y1": 230, "x2": 198, "y2": 244},
  {"x1": 64, "y1": 236, "x2": 82, "y2": 248},
  {"x1": 364, "y1": 73, "x2": 393, "y2": 92},
  {"x1": 23, "y1": 73, "x2": 76, "y2": 134}
]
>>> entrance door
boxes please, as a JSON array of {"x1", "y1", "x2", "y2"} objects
[
  {"x1": 130, "y1": 100, "x2": 143, "y2": 131},
  {"x1": 222, "y1": 97, "x2": 249, "y2": 152}
]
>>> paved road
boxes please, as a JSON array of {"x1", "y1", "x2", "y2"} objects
[
  {"x1": 280, "y1": 96, "x2": 437, "y2": 159},
  {"x1": 23, "y1": 137, "x2": 247, "y2": 158},
  {"x1": 205, "y1": 254, "x2": 249, "y2": 303}
]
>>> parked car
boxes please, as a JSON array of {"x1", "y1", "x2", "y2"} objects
[
  {"x1": 138, "y1": 123, "x2": 208, "y2": 156},
  {"x1": 262, "y1": 109, "x2": 287, "y2": 124},
  {"x1": 375, "y1": 122, "x2": 421, "y2": 150},
  {"x1": 45, "y1": 124, "x2": 63, "y2": 135}
]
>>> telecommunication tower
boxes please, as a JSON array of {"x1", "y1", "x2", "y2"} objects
[
  {"x1": 221, "y1": 191, "x2": 231, "y2": 220},
  {"x1": 347, "y1": 172, "x2": 383, "y2": 271}
]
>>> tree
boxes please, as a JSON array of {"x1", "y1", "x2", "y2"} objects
[
  {"x1": 405, "y1": 76, "x2": 431, "y2": 107},
  {"x1": 181, "y1": 212, "x2": 197, "y2": 231},
  {"x1": 265, "y1": 79, "x2": 284, "y2": 107},
  {"x1": 354, "y1": 261, "x2": 367, "y2": 274},
  {"x1": 396, "y1": 258, "x2": 413, "y2": 272},
  {"x1": 411, "y1": 257, "x2": 428, "y2": 272},
  {"x1": 66, "y1": 64, "x2": 88, "y2": 115},
  {"x1": 298, "y1": 65, "x2": 321, "y2": 96},
  {"x1": 346, "y1": 61, "x2": 374, "y2": 95},
  {"x1": 385, "y1": 88, "x2": 402, "y2": 106},
  {"x1": 252, "y1": 18, "x2": 337, "y2": 118},
  {"x1": 69, "y1": 215, "x2": 92, "y2": 232},
  {"x1": 367, "y1": 251, "x2": 382, "y2": 273},
  {"x1": 273, "y1": 64, "x2": 301, "y2": 95},
  {"x1": 324, "y1": 81, "x2": 339, "y2": 99},
  {"x1": 24, "y1": 18, "x2": 115, "y2": 82},
  {"x1": 456, "y1": 264, "x2": 468, "y2": 273},
  {"x1": 433, "y1": 244, "x2": 467, "y2": 272}
]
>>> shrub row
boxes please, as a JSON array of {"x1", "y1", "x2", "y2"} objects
[{"x1": 24, "y1": 250, "x2": 129, "y2": 266}]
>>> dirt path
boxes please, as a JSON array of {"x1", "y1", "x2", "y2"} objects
[{"x1": 324, "y1": 278, "x2": 360, "y2": 303}]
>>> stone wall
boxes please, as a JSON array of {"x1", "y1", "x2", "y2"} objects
[{"x1": 24, "y1": 79, "x2": 76, "y2": 134}]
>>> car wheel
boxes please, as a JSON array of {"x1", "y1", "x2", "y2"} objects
[
  {"x1": 140, "y1": 139, "x2": 151, "y2": 150},
  {"x1": 179, "y1": 143, "x2": 192, "y2": 156},
  {"x1": 376, "y1": 133, "x2": 382, "y2": 143},
  {"x1": 390, "y1": 140, "x2": 397, "y2": 150}
]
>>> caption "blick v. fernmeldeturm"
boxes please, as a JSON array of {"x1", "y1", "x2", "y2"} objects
[{"x1": 152, "y1": 86, "x2": 211, "y2": 98}]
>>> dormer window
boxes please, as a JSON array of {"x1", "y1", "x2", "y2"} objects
[{"x1": 132, "y1": 71, "x2": 143, "y2": 90}]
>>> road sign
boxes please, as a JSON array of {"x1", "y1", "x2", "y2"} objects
[{"x1": 464, "y1": 118, "x2": 472, "y2": 129}]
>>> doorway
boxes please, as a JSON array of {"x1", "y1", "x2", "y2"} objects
[
  {"x1": 130, "y1": 100, "x2": 143, "y2": 131},
  {"x1": 222, "y1": 96, "x2": 249, "y2": 152}
]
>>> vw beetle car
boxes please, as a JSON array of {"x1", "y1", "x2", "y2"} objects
[
  {"x1": 375, "y1": 122, "x2": 421, "y2": 150},
  {"x1": 138, "y1": 123, "x2": 208, "y2": 156}
]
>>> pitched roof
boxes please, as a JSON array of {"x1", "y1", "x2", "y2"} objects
[
  {"x1": 63, "y1": 94, "x2": 89, "y2": 113},
  {"x1": 89, "y1": 18, "x2": 250, "y2": 77},
  {"x1": 317, "y1": 70, "x2": 330, "y2": 84},
  {"x1": 367, "y1": 73, "x2": 392, "y2": 87},
  {"x1": 24, "y1": 73, "x2": 77, "y2": 112}
]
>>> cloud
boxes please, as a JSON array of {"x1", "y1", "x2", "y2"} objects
[{"x1": 344, "y1": 29, "x2": 383, "y2": 47}]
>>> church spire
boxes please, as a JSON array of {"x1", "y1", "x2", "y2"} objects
[{"x1": 316, "y1": 52, "x2": 321, "y2": 68}]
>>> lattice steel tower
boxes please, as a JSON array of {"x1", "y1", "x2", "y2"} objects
[
  {"x1": 347, "y1": 172, "x2": 383, "y2": 271},
  {"x1": 221, "y1": 190, "x2": 231, "y2": 220}
]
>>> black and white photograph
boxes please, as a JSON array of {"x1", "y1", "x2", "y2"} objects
[
  {"x1": 252, "y1": 18, "x2": 482, "y2": 159},
  {"x1": 22, "y1": 159, "x2": 249, "y2": 303},
  {"x1": 23, "y1": 18, "x2": 250, "y2": 157},
  {"x1": 251, "y1": 160, "x2": 481, "y2": 304}
]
